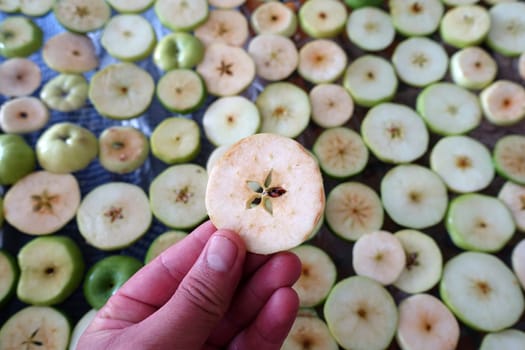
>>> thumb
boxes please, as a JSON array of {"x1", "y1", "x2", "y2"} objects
[{"x1": 136, "y1": 229, "x2": 246, "y2": 348}]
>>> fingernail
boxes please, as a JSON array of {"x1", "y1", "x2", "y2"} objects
[{"x1": 206, "y1": 235, "x2": 237, "y2": 272}]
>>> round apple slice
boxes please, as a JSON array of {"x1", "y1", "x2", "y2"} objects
[
  {"x1": 20, "y1": 0, "x2": 54, "y2": 16},
  {"x1": 0, "y1": 16, "x2": 42, "y2": 58},
  {"x1": 450, "y1": 46, "x2": 498, "y2": 90},
  {"x1": 511, "y1": 239, "x2": 525, "y2": 290},
  {"x1": 282, "y1": 315, "x2": 339, "y2": 350},
  {"x1": 3, "y1": 171, "x2": 81, "y2": 236},
  {"x1": 480, "y1": 80, "x2": 525, "y2": 126},
  {"x1": 206, "y1": 133, "x2": 325, "y2": 255},
  {"x1": 480, "y1": 329, "x2": 525, "y2": 350},
  {"x1": 440, "y1": 5, "x2": 490, "y2": 48},
  {"x1": 43, "y1": 32, "x2": 98, "y2": 73},
  {"x1": 0, "y1": 250, "x2": 18, "y2": 307},
  {"x1": 389, "y1": 0, "x2": 444, "y2": 36},
  {"x1": 298, "y1": 0, "x2": 347, "y2": 38},
  {"x1": 89, "y1": 62, "x2": 155, "y2": 119},
  {"x1": 498, "y1": 181, "x2": 525, "y2": 232},
  {"x1": 77, "y1": 182, "x2": 152, "y2": 250},
  {"x1": 98, "y1": 126, "x2": 149, "y2": 174},
  {"x1": 156, "y1": 69, "x2": 206, "y2": 114},
  {"x1": 309, "y1": 84, "x2": 353, "y2": 128},
  {"x1": 194, "y1": 9, "x2": 249, "y2": 47},
  {"x1": 0, "y1": 0, "x2": 19, "y2": 12},
  {"x1": 493, "y1": 134, "x2": 525, "y2": 185},
  {"x1": 297, "y1": 39, "x2": 347, "y2": 84},
  {"x1": 0, "y1": 58, "x2": 41, "y2": 97},
  {"x1": 106, "y1": 0, "x2": 154, "y2": 13},
  {"x1": 144, "y1": 230, "x2": 187, "y2": 264},
  {"x1": 250, "y1": 1, "x2": 297, "y2": 37},
  {"x1": 53, "y1": 0, "x2": 111, "y2": 33},
  {"x1": 346, "y1": 7, "x2": 395, "y2": 52},
  {"x1": 0, "y1": 96, "x2": 49, "y2": 134},
  {"x1": 151, "y1": 117, "x2": 200, "y2": 165},
  {"x1": 486, "y1": 2, "x2": 525, "y2": 56},
  {"x1": 247, "y1": 34, "x2": 298, "y2": 82},
  {"x1": 155, "y1": 0, "x2": 208, "y2": 31}
]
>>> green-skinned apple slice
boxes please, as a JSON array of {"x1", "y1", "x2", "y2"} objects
[
  {"x1": 344, "y1": 0, "x2": 383, "y2": 9},
  {"x1": 0, "y1": 0, "x2": 19, "y2": 12},
  {"x1": 480, "y1": 329, "x2": 525, "y2": 350},
  {"x1": 440, "y1": 5, "x2": 490, "y2": 48},
  {"x1": 446, "y1": 194, "x2": 515, "y2": 252},
  {"x1": 498, "y1": 181, "x2": 525, "y2": 232},
  {"x1": 53, "y1": 0, "x2": 111, "y2": 33},
  {"x1": 480, "y1": 80, "x2": 525, "y2": 126},
  {"x1": 17, "y1": 235, "x2": 84, "y2": 305},
  {"x1": 493, "y1": 135, "x2": 525, "y2": 185},
  {"x1": 346, "y1": 7, "x2": 395, "y2": 52},
  {"x1": 450, "y1": 46, "x2": 498, "y2": 90},
  {"x1": 256, "y1": 82, "x2": 310, "y2": 138},
  {"x1": 324, "y1": 276, "x2": 398, "y2": 350},
  {"x1": 393, "y1": 229, "x2": 442, "y2": 294},
  {"x1": 20, "y1": 0, "x2": 54, "y2": 16},
  {"x1": 0, "y1": 96, "x2": 49, "y2": 134},
  {"x1": 89, "y1": 62, "x2": 155, "y2": 119},
  {"x1": 343, "y1": 55, "x2": 398, "y2": 107},
  {"x1": 247, "y1": 33, "x2": 298, "y2": 82},
  {"x1": 150, "y1": 164, "x2": 208, "y2": 230},
  {"x1": 512, "y1": 239, "x2": 525, "y2": 289},
  {"x1": 290, "y1": 244, "x2": 337, "y2": 308},
  {"x1": 3, "y1": 171, "x2": 81, "y2": 235},
  {"x1": 155, "y1": 0, "x2": 208, "y2": 31},
  {"x1": 389, "y1": 0, "x2": 444, "y2": 36},
  {"x1": 77, "y1": 182, "x2": 152, "y2": 250},
  {"x1": 282, "y1": 315, "x2": 339, "y2": 350},
  {"x1": 196, "y1": 43, "x2": 255, "y2": 97},
  {"x1": 250, "y1": 1, "x2": 297, "y2": 37},
  {"x1": 156, "y1": 69, "x2": 206, "y2": 114},
  {"x1": 206, "y1": 133, "x2": 325, "y2": 254},
  {"x1": 144, "y1": 230, "x2": 187, "y2": 264},
  {"x1": 313, "y1": 127, "x2": 368, "y2": 179},
  {"x1": 43, "y1": 32, "x2": 98, "y2": 74},
  {"x1": 309, "y1": 84, "x2": 353, "y2": 128},
  {"x1": 325, "y1": 181, "x2": 384, "y2": 242},
  {"x1": 203, "y1": 96, "x2": 260, "y2": 147},
  {"x1": 0, "y1": 306, "x2": 70, "y2": 349},
  {"x1": 153, "y1": 32, "x2": 205, "y2": 72},
  {"x1": 440, "y1": 251, "x2": 524, "y2": 332},
  {"x1": 0, "y1": 57, "x2": 41, "y2": 97},
  {"x1": 352, "y1": 230, "x2": 406, "y2": 285},
  {"x1": 69, "y1": 309, "x2": 97, "y2": 350},
  {"x1": 297, "y1": 39, "x2": 347, "y2": 84},
  {"x1": 151, "y1": 117, "x2": 200, "y2": 165},
  {"x1": 396, "y1": 294, "x2": 460, "y2": 350},
  {"x1": 98, "y1": 126, "x2": 149, "y2": 174},
  {"x1": 195, "y1": 9, "x2": 249, "y2": 47},
  {"x1": 106, "y1": 0, "x2": 154, "y2": 13},
  {"x1": 101, "y1": 14, "x2": 156, "y2": 62},
  {"x1": 298, "y1": 0, "x2": 347, "y2": 38},
  {"x1": 416, "y1": 82, "x2": 481, "y2": 136},
  {"x1": 0, "y1": 250, "x2": 18, "y2": 307},
  {"x1": 392, "y1": 37, "x2": 448, "y2": 88},
  {"x1": 486, "y1": 2, "x2": 525, "y2": 56},
  {"x1": 40, "y1": 73, "x2": 89, "y2": 112},
  {"x1": 381, "y1": 165, "x2": 448, "y2": 229},
  {"x1": 430, "y1": 135, "x2": 494, "y2": 193},
  {"x1": 361, "y1": 103, "x2": 429, "y2": 164},
  {"x1": 0, "y1": 16, "x2": 42, "y2": 58}
]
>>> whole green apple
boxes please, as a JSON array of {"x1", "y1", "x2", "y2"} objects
[
  {"x1": 0, "y1": 134, "x2": 36, "y2": 185},
  {"x1": 344, "y1": 0, "x2": 382, "y2": 8},
  {"x1": 40, "y1": 74, "x2": 89, "y2": 112},
  {"x1": 83, "y1": 255, "x2": 143, "y2": 309},
  {"x1": 36, "y1": 122, "x2": 98, "y2": 173},
  {"x1": 153, "y1": 32, "x2": 205, "y2": 71}
]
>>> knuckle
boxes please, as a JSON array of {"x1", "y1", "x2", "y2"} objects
[{"x1": 179, "y1": 274, "x2": 227, "y2": 319}]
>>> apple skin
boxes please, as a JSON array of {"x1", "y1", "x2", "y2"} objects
[
  {"x1": 153, "y1": 32, "x2": 205, "y2": 71},
  {"x1": 0, "y1": 249, "x2": 18, "y2": 307},
  {"x1": 344, "y1": 0, "x2": 382, "y2": 8},
  {"x1": 0, "y1": 16, "x2": 43, "y2": 58},
  {"x1": 36, "y1": 122, "x2": 98, "y2": 174},
  {"x1": 0, "y1": 134, "x2": 36, "y2": 185},
  {"x1": 83, "y1": 255, "x2": 143, "y2": 309}
]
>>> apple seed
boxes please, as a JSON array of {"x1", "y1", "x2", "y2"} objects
[
  {"x1": 21, "y1": 328, "x2": 44, "y2": 347},
  {"x1": 104, "y1": 206, "x2": 124, "y2": 223},
  {"x1": 31, "y1": 190, "x2": 59, "y2": 214}
]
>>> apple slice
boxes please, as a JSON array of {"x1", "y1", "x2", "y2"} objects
[
  {"x1": 156, "y1": 69, "x2": 206, "y2": 114},
  {"x1": 20, "y1": 0, "x2": 54, "y2": 16},
  {"x1": 0, "y1": 16, "x2": 42, "y2": 58},
  {"x1": 101, "y1": 14, "x2": 156, "y2": 62},
  {"x1": 40, "y1": 73, "x2": 89, "y2": 112},
  {"x1": 194, "y1": 9, "x2": 249, "y2": 47},
  {"x1": 196, "y1": 43, "x2": 255, "y2": 97},
  {"x1": 206, "y1": 145, "x2": 231, "y2": 174},
  {"x1": 0, "y1": 250, "x2": 18, "y2": 307},
  {"x1": 480, "y1": 80, "x2": 525, "y2": 126},
  {"x1": 250, "y1": 1, "x2": 297, "y2": 37},
  {"x1": 77, "y1": 182, "x2": 151, "y2": 251},
  {"x1": 282, "y1": 315, "x2": 339, "y2": 350},
  {"x1": 325, "y1": 181, "x2": 384, "y2": 242},
  {"x1": 256, "y1": 82, "x2": 310, "y2": 138},
  {"x1": 151, "y1": 117, "x2": 200, "y2": 165},
  {"x1": 202, "y1": 96, "x2": 260, "y2": 146},
  {"x1": 511, "y1": 239, "x2": 525, "y2": 290},
  {"x1": 309, "y1": 84, "x2": 353, "y2": 128},
  {"x1": 17, "y1": 235, "x2": 84, "y2": 305},
  {"x1": 290, "y1": 244, "x2": 337, "y2": 308},
  {"x1": 69, "y1": 309, "x2": 97, "y2": 350},
  {"x1": 0, "y1": 306, "x2": 70, "y2": 350},
  {"x1": 381, "y1": 164, "x2": 448, "y2": 229},
  {"x1": 396, "y1": 294, "x2": 460, "y2": 350},
  {"x1": 480, "y1": 329, "x2": 525, "y2": 350},
  {"x1": 98, "y1": 126, "x2": 149, "y2": 174},
  {"x1": 297, "y1": 39, "x2": 347, "y2": 84},
  {"x1": 53, "y1": 0, "x2": 111, "y2": 33},
  {"x1": 486, "y1": 2, "x2": 525, "y2": 56},
  {"x1": 206, "y1": 133, "x2": 325, "y2": 254},
  {"x1": 324, "y1": 276, "x2": 398, "y2": 350},
  {"x1": 106, "y1": 0, "x2": 154, "y2": 13},
  {"x1": 440, "y1": 251, "x2": 524, "y2": 332},
  {"x1": 3, "y1": 171, "x2": 81, "y2": 235},
  {"x1": 450, "y1": 46, "x2": 498, "y2": 90},
  {"x1": 312, "y1": 127, "x2": 368, "y2": 179},
  {"x1": 393, "y1": 229, "x2": 443, "y2": 294},
  {"x1": 0, "y1": 57, "x2": 41, "y2": 97},
  {"x1": 0, "y1": 0, "x2": 19, "y2": 12},
  {"x1": 498, "y1": 181, "x2": 525, "y2": 232},
  {"x1": 247, "y1": 34, "x2": 298, "y2": 82},
  {"x1": 89, "y1": 62, "x2": 155, "y2": 119},
  {"x1": 153, "y1": 32, "x2": 205, "y2": 72},
  {"x1": 155, "y1": 0, "x2": 208, "y2": 31},
  {"x1": 209, "y1": 0, "x2": 246, "y2": 8},
  {"x1": 389, "y1": 0, "x2": 444, "y2": 36},
  {"x1": 346, "y1": 7, "x2": 395, "y2": 52},
  {"x1": 440, "y1": 5, "x2": 490, "y2": 48},
  {"x1": 150, "y1": 164, "x2": 208, "y2": 230},
  {"x1": 0, "y1": 96, "x2": 49, "y2": 134},
  {"x1": 298, "y1": 0, "x2": 347, "y2": 38},
  {"x1": 430, "y1": 135, "x2": 494, "y2": 193},
  {"x1": 493, "y1": 134, "x2": 525, "y2": 185},
  {"x1": 144, "y1": 230, "x2": 187, "y2": 264},
  {"x1": 43, "y1": 32, "x2": 98, "y2": 73}
]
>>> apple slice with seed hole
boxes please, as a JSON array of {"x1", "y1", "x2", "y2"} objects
[
  {"x1": 151, "y1": 117, "x2": 200, "y2": 165},
  {"x1": 0, "y1": 57, "x2": 41, "y2": 97},
  {"x1": 282, "y1": 315, "x2": 339, "y2": 350},
  {"x1": 53, "y1": 0, "x2": 111, "y2": 33},
  {"x1": 480, "y1": 329, "x2": 525, "y2": 350},
  {"x1": 480, "y1": 80, "x2": 525, "y2": 126},
  {"x1": 346, "y1": 7, "x2": 395, "y2": 52},
  {"x1": 449, "y1": 46, "x2": 498, "y2": 90},
  {"x1": 389, "y1": 0, "x2": 444, "y2": 36},
  {"x1": 247, "y1": 33, "x2": 298, "y2": 82},
  {"x1": 155, "y1": 0, "x2": 208, "y2": 31},
  {"x1": 0, "y1": 96, "x2": 49, "y2": 134},
  {"x1": 309, "y1": 83, "x2": 353, "y2": 128},
  {"x1": 298, "y1": 0, "x2": 347, "y2": 38},
  {"x1": 493, "y1": 134, "x2": 525, "y2": 185},
  {"x1": 98, "y1": 126, "x2": 149, "y2": 174},
  {"x1": 43, "y1": 32, "x2": 98, "y2": 73},
  {"x1": 297, "y1": 39, "x2": 347, "y2": 84},
  {"x1": 250, "y1": 1, "x2": 297, "y2": 37},
  {"x1": 106, "y1": 0, "x2": 154, "y2": 13},
  {"x1": 194, "y1": 9, "x2": 249, "y2": 47}
]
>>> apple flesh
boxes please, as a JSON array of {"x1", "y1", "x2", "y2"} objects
[{"x1": 0, "y1": 134, "x2": 36, "y2": 185}]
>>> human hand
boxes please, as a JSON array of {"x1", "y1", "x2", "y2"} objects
[{"x1": 77, "y1": 221, "x2": 302, "y2": 350}]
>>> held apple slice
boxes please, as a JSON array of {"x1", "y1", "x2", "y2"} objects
[
  {"x1": 3, "y1": 171, "x2": 81, "y2": 235},
  {"x1": 206, "y1": 133, "x2": 325, "y2": 255}
]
